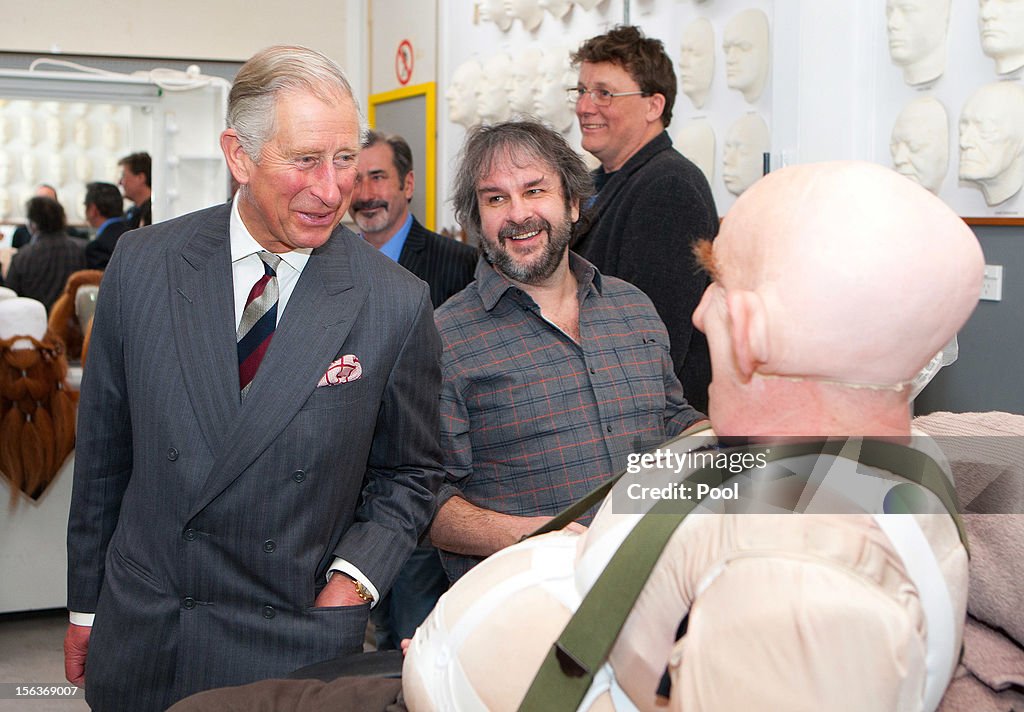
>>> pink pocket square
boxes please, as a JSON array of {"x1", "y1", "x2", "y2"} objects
[{"x1": 317, "y1": 354, "x2": 363, "y2": 387}]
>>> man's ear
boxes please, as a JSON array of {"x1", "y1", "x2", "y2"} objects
[
  {"x1": 569, "y1": 197, "x2": 580, "y2": 223},
  {"x1": 645, "y1": 93, "x2": 667, "y2": 125},
  {"x1": 221, "y1": 129, "x2": 253, "y2": 186},
  {"x1": 725, "y1": 290, "x2": 769, "y2": 380},
  {"x1": 403, "y1": 170, "x2": 415, "y2": 201}
]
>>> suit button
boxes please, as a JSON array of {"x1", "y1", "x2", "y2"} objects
[
  {"x1": 183, "y1": 528, "x2": 197, "y2": 541},
  {"x1": 183, "y1": 597, "x2": 196, "y2": 610},
  {"x1": 263, "y1": 540, "x2": 276, "y2": 553},
  {"x1": 292, "y1": 470, "x2": 306, "y2": 483},
  {"x1": 167, "y1": 448, "x2": 179, "y2": 461},
  {"x1": 262, "y1": 605, "x2": 276, "y2": 619}
]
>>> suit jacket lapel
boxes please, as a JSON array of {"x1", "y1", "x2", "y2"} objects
[
  {"x1": 397, "y1": 218, "x2": 426, "y2": 273},
  {"x1": 168, "y1": 205, "x2": 240, "y2": 458},
  {"x1": 188, "y1": 227, "x2": 370, "y2": 518}
]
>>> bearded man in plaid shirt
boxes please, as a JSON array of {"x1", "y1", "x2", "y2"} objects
[{"x1": 430, "y1": 121, "x2": 705, "y2": 581}]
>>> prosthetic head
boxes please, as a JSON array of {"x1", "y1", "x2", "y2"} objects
[
  {"x1": 508, "y1": 47, "x2": 545, "y2": 115},
  {"x1": 674, "y1": 118, "x2": 716, "y2": 184},
  {"x1": 504, "y1": 0, "x2": 545, "y2": 31},
  {"x1": 890, "y1": 96, "x2": 949, "y2": 194},
  {"x1": 958, "y1": 81, "x2": 1024, "y2": 206},
  {"x1": 693, "y1": 160, "x2": 984, "y2": 436},
  {"x1": 680, "y1": 18, "x2": 715, "y2": 109},
  {"x1": 723, "y1": 9, "x2": 770, "y2": 102},
  {"x1": 721, "y1": 113, "x2": 769, "y2": 196},
  {"x1": 533, "y1": 48, "x2": 577, "y2": 133},
  {"x1": 477, "y1": 54, "x2": 514, "y2": 124},
  {"x1": 447, "y1": 59, "x2": 485, "y2": 128},
  {"x1": 885, "y1": 0, "x2": 951, "y2": 85},
  {"x1": 978, "y1": 0, "x2": 1024, "y2": 74},
  {"x1": 479, "y1": 0, "x2": 513, "y2": 31}
]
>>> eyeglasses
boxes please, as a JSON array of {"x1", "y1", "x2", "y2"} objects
[{"x1": 566, "y1": 86, "x2": 650, "y2": 106}]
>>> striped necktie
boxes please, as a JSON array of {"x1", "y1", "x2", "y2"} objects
[{"x1": 237, "y1": 251, "x2": 282, "y2": 396}]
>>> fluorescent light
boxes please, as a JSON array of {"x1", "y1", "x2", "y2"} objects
[{"x1": 0, "y1": 69, "x2": 161, "y2": 105}]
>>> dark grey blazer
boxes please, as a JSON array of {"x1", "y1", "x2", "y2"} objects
[
  {"x1": 67, "y1": 203, "x2": 444, "y2": 712},
  {"x1": 397, "y1": 218, "x2": 477, "y2": 308}
]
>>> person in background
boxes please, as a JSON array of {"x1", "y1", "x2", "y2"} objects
[
  {"x1": 348, "y1": 129, "x2": 476, "y2": 649},
  {"x1": 83, "y1": 182, "x2": 128, "y2": 270},
  {"x1": 5, "y1": 196, "x2": 85, "y2": 311},
  {"x1": 119, "y1": 151, "x2": 152, "y2": 229},
  {"x1": 569, "y1": 25, "x2": 719, "y2": 414}
]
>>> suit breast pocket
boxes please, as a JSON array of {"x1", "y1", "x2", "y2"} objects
[{"x1": 301, "y1": 377, "x2": 373, "y2": 412}]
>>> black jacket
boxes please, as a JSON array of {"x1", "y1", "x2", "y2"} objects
[
  {"x1": 398, "y1": 218, "x2": 478, "y2": 308},
  {"x1": 573, "y1": 131, "x2": 719, "y2": 413}
]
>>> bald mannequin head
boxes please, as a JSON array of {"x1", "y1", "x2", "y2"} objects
[{"x1": 693, "y1": 161, "x2": 983, "y2": 436}]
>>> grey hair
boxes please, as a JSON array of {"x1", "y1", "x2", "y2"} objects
[
  {"x1": 452, "y1": 120, "x2": 594, "y2": 243},
  {"x1": 227, "y1": 45, "x2": 367, "y2": 160}
]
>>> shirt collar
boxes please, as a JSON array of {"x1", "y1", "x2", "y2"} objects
[
  {"x1": 372, "y1": 213, "x2": 413, "y2": 263},
  {"x1": 475, "y1": 250, "x2": 602, "y2": 312},
  {"x1": 229, "y1": 197, "x2": 312, "y2": 272},
  {"x1": 98, "y1": 216, "x2": 124, "y2": 235}
]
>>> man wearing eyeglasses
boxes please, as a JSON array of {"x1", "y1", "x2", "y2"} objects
[{"x1": 570, "y1": 25, "x2": 719, "y2": 414}]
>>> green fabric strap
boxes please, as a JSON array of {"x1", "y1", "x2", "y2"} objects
[{"x1": 517, "y1": 438, "x2": 966, "y2": 712}]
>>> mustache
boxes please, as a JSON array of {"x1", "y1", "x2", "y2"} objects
[
  {"x1": 352, "y1": 199, "x2": 388, "y2": 213},
  {"x1": 497, "y1": 217, "x2": 550, "y2": 241}
]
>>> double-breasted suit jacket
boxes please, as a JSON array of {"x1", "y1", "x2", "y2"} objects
[{"x1": 67, "y1": 202, "x2": 444, "y2": 712}]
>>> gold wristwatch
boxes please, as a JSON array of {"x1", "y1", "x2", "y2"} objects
[{"x1": 353, "y1": 579, "x2": 374, "y2": 603}]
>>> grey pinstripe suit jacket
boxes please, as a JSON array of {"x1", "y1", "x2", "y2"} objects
[{"x1": 67, "y1": 202, "x2": 444, "y2": 712}]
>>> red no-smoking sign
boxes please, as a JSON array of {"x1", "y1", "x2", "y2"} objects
[{"x1": 395, "y1": 39, "x2": 414, "y2": 85}]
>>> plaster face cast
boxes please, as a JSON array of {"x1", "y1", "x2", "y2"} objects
[
  {"x1": 722, "y1": 113, "x2": 770, "y2": 196},
  {"x1": 675, "y1": 119, "x2": 716, "y2": 184},
  {"x1": 533, "y1": 48, "x2": 577, "y2": 133},
  {"x1": 958, "y1": 82, "x2": 1024, "y2": 206},
  {"x1": 101, "y1": 121, "x2": 121, "y2": 151},
  {"x1": 723, "y1": 9, "x2": 770, "y2": 103},
  {"x1": 540, "y1": 0, "x2": 572, "y2": 19},
  {"x1": 890, "y1": 97, "x2": 949, "y2": 194},
  {"x1": 680, "y1": 18, "x2": 715, "y2": 109},
  {"x1": 20, "y1": 153, "x2": 38, "y2": 184},
  {"x1": 0, "y1": 115, "x2": 10, "y2": 143},
  {"x1": 74, "y1": 153, "x2": 93, "y2": 183},
  {"x1": 479, "y1": 0, "x2": 513, "y2": 31},
  {"x1": 504, "y1": 0, "x2": 545, "y2": 31},
  {"x1": 574, "y1": 0, "x2": 605, "y2": 9},
  {"x1": 978, "y1": 0, "x2": 1024, "y2": 74},
  {"x1": 447, "y1": 59, "x2": 485, "y2": 128},
  {"x1": 477, "y1": 54, "x2": 515, "y2": 124},
  {"x1": 0, "y1": 151, "x2": 9, "y2": 185},
  {"x1": 0, "y1": 189, "x2": 10, "y2": 221},
  {"x1": 48, "y1": 154, "x2": 68, "y2": 186},
  {"x1": 19, "y1": 114, "x2": 38, "y2": 146},
  {"x1": 508, "y1": 47, "x2": 545, "y2": 115},
  {"x1": 45, "y1": 115, "x2": 65, "y2": 149},
  {"x1": 73, "y1": 118, "x2": 90, "y2": 148},
  {"x1": 886, "y1": 0, "x2": 951, "y2": 86}
]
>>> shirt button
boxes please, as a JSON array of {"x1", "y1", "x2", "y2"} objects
[
  {"x1": 183, "y1": 528, "x2": 197, "y2": 541},
  {"x1": 606, "y1": 425, "x2": 613, "y2": 433},
  {"x1": 182, "y1": 596, "x2": 196, "y2": 610},
  {"x1": 262, "y1": 605, "x2": 276, "y2": 619},
  {"x1": 589, "y1": 367, "x2": 596, "y2": 375},
  {"x1": 263, "y1": 540, "x2": 276, "y2": 553},
  {"x1": 167, "y1": 447, "x2": 179, "y2": 461},
  {"x1": 292, "y1": 470, "x2": 306, "y2": 483}
]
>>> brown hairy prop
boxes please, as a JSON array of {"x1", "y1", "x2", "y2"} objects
[{"x1": 0, "y1": 333, "x2": 77, "y2": 503}]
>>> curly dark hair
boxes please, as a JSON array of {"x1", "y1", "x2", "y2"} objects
[{"x1": 572, "y1": 25, "x2": 677, "y2": 128}]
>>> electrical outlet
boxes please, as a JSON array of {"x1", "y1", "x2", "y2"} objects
[{"x1": 980, "y1": 264, "x2": 1003, "y2": 302}]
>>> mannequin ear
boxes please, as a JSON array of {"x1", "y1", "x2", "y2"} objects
[
  {"x1": 725, "y1": 290, "x2": 769, "y2": 380},
  {"x1": 221, "y1": 129, "x2": 253, "y2": 186},
  {"x1": 646, "y1": 93, "x2": 667, "y2": 124}
]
